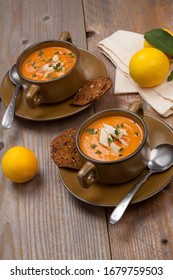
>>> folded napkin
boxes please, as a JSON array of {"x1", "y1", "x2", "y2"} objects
[{"x1": 98, "y1": 30, "x2": 173, "y2": 117}]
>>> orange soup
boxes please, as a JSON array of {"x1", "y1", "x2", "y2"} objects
[
  {"x1": 21, "y1": 47, "x2": 77, "y2": 81},
  {"x1": 80, "y1": 116, "x2": 143, "y2": 161}
]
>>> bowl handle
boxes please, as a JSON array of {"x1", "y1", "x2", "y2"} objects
[
  {"x1": 77, "y1": 162, "x2": 99, "y2": 188},
  {"x1": 59, "y1": 31, "x2": 72, "y2": 43},
  {"x1": 25, "y1": 85, "x2": 44, "y2": 108},
  {"x1": 129, "y1": 100, "x2": 144, "y2": 118}
]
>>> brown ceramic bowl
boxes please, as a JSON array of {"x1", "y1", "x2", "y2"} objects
[
  {"x1": 16, "y1": 32, "x2": 85, "y2": 108},
  {"x1": 76, "y1": 102, "x2": 151, "y2": 188}
]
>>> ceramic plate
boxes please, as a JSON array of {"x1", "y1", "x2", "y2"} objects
[
  {"x1": 59, "y1": 115, "x2": 173, "y2": 207},
  {"x1": 0, "y1": 49, "x2": 107, "y2": 121}
]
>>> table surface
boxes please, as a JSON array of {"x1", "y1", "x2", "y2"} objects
[{"x1": 0, "y1": 0, "x2": 173, "y2": 260}]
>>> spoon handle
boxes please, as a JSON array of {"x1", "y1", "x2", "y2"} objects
[
  {"x1": 109, "y1": 169, "x2": 154, "y2": 224},
  {"x1": 2, "y1": 84, "x2": 21, "y2": 128}
]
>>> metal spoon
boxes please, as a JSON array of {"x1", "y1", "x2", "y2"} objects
[
  {"x1": 109, "y1": 143, "x2": 173, "y2": 225},
  {"x1": 2, "y1": 64, "x2": 21, "y2": 128}
]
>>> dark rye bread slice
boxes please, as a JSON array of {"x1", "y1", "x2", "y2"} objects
[
  {"x1": 71, "y1": 76, "x2": 112, "y2": 106},
  {"x1": 50, "y1": 128, "x2": 83, "y2": 170}
]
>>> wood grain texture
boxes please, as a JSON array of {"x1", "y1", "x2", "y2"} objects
[{"x1": 0, "y1": 0, "x2": 173, "y2": 260}]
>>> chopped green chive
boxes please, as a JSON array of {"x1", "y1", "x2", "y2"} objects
[
  {"x1": 69, "y1": 52, "x2": 74, "y2": 58},
  {"x1": 38, "y1": 50, "x2": 44, "y2": 57},
  {"x1": 85, "y1": 128, "x2": 98, "y2": 135},
  {"x1": 47, "y1": 75, "x2": 56, "y2": 80},
  {"x1": 116, "y1": 123, "x2": 124, "y2": 129},
  {"x1": 55, "y1": 62, "x2": 61, "y2": 67},
  {"x1": 53, "y1": 62, "x2": 62, "y2": 72},
  {"x1": 91, "y1": 144, "x2": 97, "y2": 149},
  {"x1": 108, "y1": 137, "x2": 114, "y2": 143},
  {"x1": 114, "y1": 128, "x2": 120, "y2": 136},
  {"x1": 95, "y1": 150, "x2": 102, "y2": 154},
  {"x1": 32, "y1": 62, "x2": 38, "y2": 69}
]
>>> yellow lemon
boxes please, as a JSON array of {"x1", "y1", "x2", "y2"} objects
[
  {"x1": 143, "y1": 40, "x2": 153, "y2": 48},
  {"x1": 1, "y1": 146, "x2": 38, "y2": 183},
  {"x1": 129, "y1": 48, "x2": 170, "y2": 87},
  {"x1": 144, "y1": 28, "x2": 173, "y2": 48}
]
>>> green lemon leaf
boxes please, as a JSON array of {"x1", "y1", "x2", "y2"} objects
[
  {"x1": 144, "y1": 28, "x2": 173, "y2": 56},
  {"x1": 167, "y1": 70, "x2": 173, "y2": 82}
]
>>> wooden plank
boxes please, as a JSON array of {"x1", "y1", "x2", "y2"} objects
[
  {"x1": 0, "y1": 0, "x2": 173, "y2": 261},
  {"x1": 0, "y1": 0, "x2": 111, "y2": 260},
  {"x1": 107, "y1": 186, "x2": 173, "y2": 259}
]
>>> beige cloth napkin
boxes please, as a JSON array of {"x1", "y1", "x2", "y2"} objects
[{"x1": 98, "y1": 30, "x2": 173, "y2": 117}]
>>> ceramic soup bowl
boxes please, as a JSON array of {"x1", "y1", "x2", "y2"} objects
[
  {"x1": 76, "y1": 101, "x2": 151, "y2": 188},
  {"x1": 16, "y1": 32, "x2": 85, "y2": 108}
]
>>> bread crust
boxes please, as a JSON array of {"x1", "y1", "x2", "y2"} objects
[
  {"x1": 71, "y1": 76, "x2": 112, "y2": 106},
  {"x1": 50, "y1": 128, "x2": 83, "y2": 170}
]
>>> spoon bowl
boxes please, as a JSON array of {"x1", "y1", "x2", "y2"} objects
[
  {"x1": 2, "y1": 64, "x2": 21, "y2": 128},
  {"x1": 109, "y1": 143, "x2": 173, "y2": 224},
  {"x1": 9, "y1": 64, "x2": 21, "y2": 85},
  {"x1": 148, "y1": 144, "x2": 173, "y2": 172}
]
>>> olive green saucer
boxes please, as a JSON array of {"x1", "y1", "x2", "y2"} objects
[
  {"x1": 0, "y1": 49, "x2": 107, "y2": 121},
  {"x1": 59, "y1": 115, "x2": 173, "y2": 207}
]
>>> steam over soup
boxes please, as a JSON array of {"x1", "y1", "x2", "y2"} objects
[
  {"x1": 80, "y1": 116, "x2": 143, "y2": 161},
  {"x1": 21, "y1": 47, "x2": 77, "y2": 81}
]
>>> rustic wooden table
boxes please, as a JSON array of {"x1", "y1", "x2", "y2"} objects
[{"x1": 0, "y1": 0, "x2": 173, "y2": 260}]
